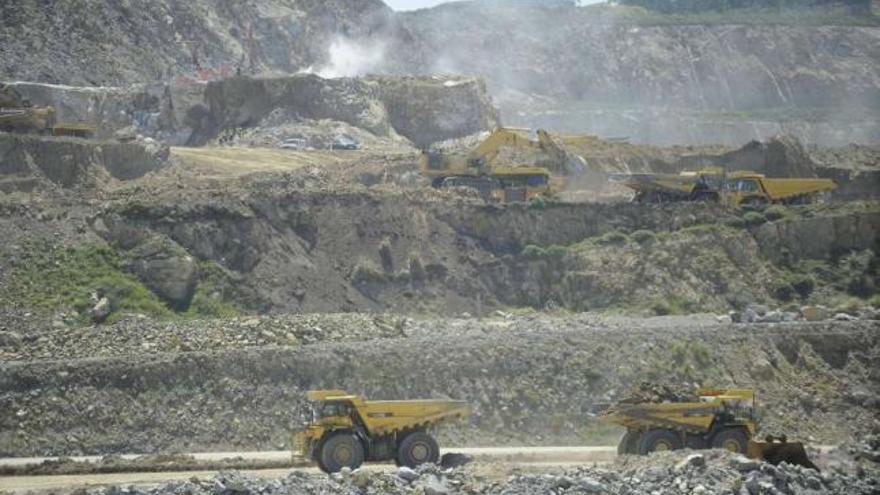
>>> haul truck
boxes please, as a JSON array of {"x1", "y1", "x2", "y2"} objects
[
  {"x1": 612, "y1": 169, "x2": 836, "y2": 206},
  {"x1": 602, "y1": 387, "x2": 817, "y2": 469},
  {"x1": 724, "y1": 172, "x2": 836, "y2": 206},
  {"x1": 293, "y1": 390, "x2": 469, "y2": 473}
]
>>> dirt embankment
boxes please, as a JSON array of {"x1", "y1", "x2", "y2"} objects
[
  {"x1": 0, "y1": 318, "x2": 876, "y2": 457},
  {"x1": 0, "y1": 133, "x2": 168, "y2": 193}
]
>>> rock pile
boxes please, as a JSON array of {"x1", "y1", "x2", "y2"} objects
[{"x1": 80, "y1": 451, "x2": 879, "y2": 494}]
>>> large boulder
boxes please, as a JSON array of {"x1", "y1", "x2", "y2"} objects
[{"x1": 125, "y1": 236, "x2": 199, "y2": 311}]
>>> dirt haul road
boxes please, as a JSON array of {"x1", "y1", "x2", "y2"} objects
[{"x1": 0, "y1": 447, "x2": 617, "y2": 493}]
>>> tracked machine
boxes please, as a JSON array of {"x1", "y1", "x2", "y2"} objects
[
  {"x1": 420, "y1": 127, "x2": 585, "y2": 202},
  {"x1": 293, "y1": 390, "x2": 469, "y2": 473},
  {"x1": 601, "y1": 386, "x2": 817, "y2": 469}
]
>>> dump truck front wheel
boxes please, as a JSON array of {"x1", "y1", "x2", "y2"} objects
[
  {"x1": 711, "y1": 428, "x2": 749, "y2": 454},
  {"x1": 638, "y1": 429, "x2": 682, "y2": 454},
  {"x1": 397, "y1": 431, "x2": 439, "y2": 467},
  {"x1": 319, "y1": 432, "x2": 364, "y2": 473},
  {"x1": 617, "y1": 430, "x2": 641, "y2": 455}
]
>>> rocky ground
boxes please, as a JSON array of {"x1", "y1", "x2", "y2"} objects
[
  {"x1": 66, "y1": 449, "x2": 880, "y2": 495},
  {"x1": 1, "y1": 316, "x2": 878, "y2": 456}
]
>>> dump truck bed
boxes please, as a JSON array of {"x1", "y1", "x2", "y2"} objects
[
  {"x1": 760, "y1": 178, "x2": 836, "y2": 199},
  {"x1": 617, "y1": 173, "x2": 700, "y2": 195},
  {"x1": 358, "y1": 399, "x2": 469, "y2": 435}
]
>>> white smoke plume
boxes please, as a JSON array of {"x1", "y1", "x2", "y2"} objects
[{"x1": 312, "y1": 37, "x2": 388, "y2": 79}]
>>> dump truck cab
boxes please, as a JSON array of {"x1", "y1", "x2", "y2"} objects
[{"x1": 293, "y1": 390, "x2": 469, "y2": 473}]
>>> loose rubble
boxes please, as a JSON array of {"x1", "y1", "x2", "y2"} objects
[{"x1": 78, "y1": 450, "x2": 878, "y2": 495}]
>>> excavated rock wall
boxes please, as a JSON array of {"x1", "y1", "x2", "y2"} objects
[
  {"x1": 0, "y1": 319, "x2": 876, "y2": 456},
  {"x1": 388, "y1": 5, "x2": 880, "y2": 145},
  {"x1": 0, "y1": 133, "x2": 167, "y2": 192},
  {"x1": 6, "y1": 75, "x2": 498, "y2": 147},
  {"x1": 0, "y1": 0, "x2": 391, "y2": 85}
]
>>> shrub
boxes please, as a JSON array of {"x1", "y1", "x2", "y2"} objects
[
  {"x1": 788, "y1": 273, "x2": 816, "y2": 299},
  {"x1": 409, "y1": 254, "x2": 426, "y2": 281},
  {"x1": 597, "y1": 231, "x2": 629, "y2": 245},
  {"x1": 521, "y1": 245, "x2": 547, "y2": 260},
  {"x1": 764, "y1": 205, "x2": 789, "y2": 221},
  {"x1": 351, "y1": 259, "x2": 387, "y2": 284},
  {"x1": 631, "y1": 229, "x2": 656, "y2": 245},
  {"x1": 772, "y1": 282, "x2": 796, "y2": 302},
  {"x1": 725, "y1": 217, "x2": 746, "y2": 228},
  {"x1": 742, "y1": 211, "x2": 767, "y2": 226},
  {"x1": 545, "y1": 245, "x2": 568, "y2": 261}
]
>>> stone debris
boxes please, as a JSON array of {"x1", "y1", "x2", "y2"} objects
[{"x1": 79, "y1": 450, "x2": 878, "y2": 495}]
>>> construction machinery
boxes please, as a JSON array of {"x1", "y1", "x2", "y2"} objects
[
  {"x1": 723, "y1": 172, "x2": 836, "y2": 206},
  {"x1": 601, "y1": 386, "x2": 817, "y2": 470},
  {"x1": 610, "y1": 168, "x2": 726, "y2": 203},
  {"x1": 612, "y1": 169, "x2": 836, "y2": 206},
  {"x1": 0, "y1": 83, "x2": 94, "y2": 138},
  {"x1": 420, "y1": 127, "x2": 585, "y2": 202},
  {"x1": 292, "y1": 390, "x2": 469, "y2": 473}
]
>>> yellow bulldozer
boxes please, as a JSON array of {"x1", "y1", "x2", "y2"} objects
[
  {"x1": 292, "y1": 390, "x2": 469, "y2": 473},
  {"x1": 0, "y1": 83, "x2": 94, "y2": 138},
  {"x1": 420, "y1": 127, "x2": 585, "y2": 202},
  {"x1": 601, "y1": 386, "x2": 818, "y2": 470},
  {"x1": 611, "y1": 168, "x2": 836, "y2": 206}
]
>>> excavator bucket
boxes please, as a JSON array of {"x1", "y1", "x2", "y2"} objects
[{"x1": 747, "y1": 436, "x2": 818, "y2": 471}]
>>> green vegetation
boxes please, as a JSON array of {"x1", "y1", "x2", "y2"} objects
[
  {"x1": 763, "y1": 205, "x2": 790, "y2": 221},
  {"x1": 2, "y1": 241, "x2": 240, "y2": 324},
  {"x1": 185, "y1": 261, "x2": 241, "y2": 318},
  {"x1": 651, "y1": 296, "x2": 700, "y2": 316},
  {"x1": 351, "y1": 258, "x2": 388, "y2": 284},
  {"x1": 596, "y1": 231, "x2": 630, "y2": 246},
  {"x1": 742, "y1": 211, "x2": 768, "y2": 226},
  {"x1": 631, "y1": 229, "x2": 657, "y2": 245},
  {"x1": 521, "y1": 244, "x2": 569, "y2": 262},
  {"x1": 3, "y1": 242, "x2": 173, "y2": 324}
]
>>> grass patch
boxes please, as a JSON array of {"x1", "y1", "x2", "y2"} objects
[
  {"x1": 3, "y1": 241, "x2": 174, "y2": 324},
  {"x1": 3, "y1": 241, "x2": 242, "y2": 323}
]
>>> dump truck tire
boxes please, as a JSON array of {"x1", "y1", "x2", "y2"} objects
[
  {"x1": 617, "y1": 430, "x2": 641, "y2": 455},
  {"x1": 638, "y1": 429, "x2": 682, "y2": 454},
  {"x1": 397, "y1": 431, "x2": 439, "y2": 467},
  {"x1": 711, "y1": 428, "x2": 749, "y2": 454},
  {"x1": 318, "y1": 432, "x2": 364, "y2": 473}
]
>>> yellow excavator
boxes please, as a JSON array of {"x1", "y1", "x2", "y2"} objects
[
  {"x1": 601, "y1": 386, "x2": 817, "y2": 470},
  {"x1": 420, "y1": 127, "x2": 585, "y2": 202},
  {"x1": 0, "y1": 83, "x2": 94, "y2": 138}
]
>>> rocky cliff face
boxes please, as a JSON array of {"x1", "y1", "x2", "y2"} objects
[
  {"x1": 6, "y1": 75, "x2": 498, "y2": 147},
  {"x1": 386, "y1": 4, "x2": 880, "y2": 145},
  {"x1": 4, "y1": 2, "x2": 876, "y2": 146},
  {"x1": 0, "y1": 0, "x2": 390, "y2": 85}
]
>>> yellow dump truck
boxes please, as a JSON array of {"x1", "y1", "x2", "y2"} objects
[
  {"x1": 611, "y1": 168, "x2": 725, "y2": 203},
  {"x1": 602, "y1": 387, "x2": 816, "y2": 469},
  {"x1": 724, "y1": 172, "x2": 836, "y2": 206},
  {"x1": 612, "y1": 169, "x2": 836, "y2": 206},
  {"x1": 420, "y1": 127, "x2": 570, "y2": 202},
  {"x1": 293, "y1": 390, "x2": 469, "y2": 473}
]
